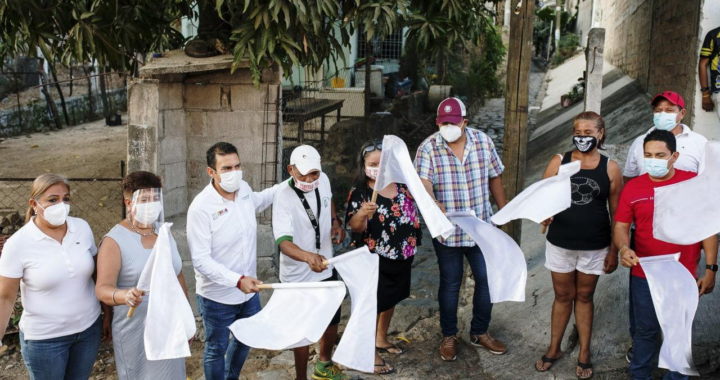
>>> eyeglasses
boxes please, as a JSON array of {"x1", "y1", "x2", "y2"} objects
[{"x1": 362, "y1": 141, "x2": 383, "y2": 154}]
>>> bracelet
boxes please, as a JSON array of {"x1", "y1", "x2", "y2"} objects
[
  {"x1": 111, "y1": 290, "x2": 120, "y2": 306},
  {"x1": 703, "y1": 94, "x2": 711, "y2": 98}
]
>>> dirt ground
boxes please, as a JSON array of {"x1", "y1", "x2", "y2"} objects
[{"x1": 0, "y1": 116, "x2": 127, "y2": 179}]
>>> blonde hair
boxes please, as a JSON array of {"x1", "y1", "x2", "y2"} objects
[{"x1": 25, "y1": 174, "x2": 71, "y2": 223}]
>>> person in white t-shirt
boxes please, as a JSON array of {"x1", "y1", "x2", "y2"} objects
[
  {"x1": 621, "y1": 91, "x2": 708, "y2": 364},
  {"x1": 187, "y1": 142, "x2": 279, "y2": 380},
  {"x1": 0, "y1": 174, "x2": 110, "y2": 379},
  {"x1": 272, "y1": 145, "x2": 347, "y2": 380}
]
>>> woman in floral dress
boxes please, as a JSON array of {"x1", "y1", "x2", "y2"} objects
[{"x1": 346, "y1": 139, "x2": 422, "y2": 375}]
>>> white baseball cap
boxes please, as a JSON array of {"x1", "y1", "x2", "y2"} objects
[{"x1": 290, "y1": 145, "x2": 322, "y2": 175}]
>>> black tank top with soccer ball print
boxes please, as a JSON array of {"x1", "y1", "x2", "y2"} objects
[{"x1": 547, "y1": 151, "x2": 611, "y2": 250}]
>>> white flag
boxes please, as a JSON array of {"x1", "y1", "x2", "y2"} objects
[
  {"x1": 136, "y1": 223, "x2": 196, "y2": 361},
  {"x1": 229, "y1": 282, "x2": 346, "y2": 350},
  {"x1": 654, "y1": 142, "x2": 719, "y2": 245},
  {"x1": 330, "y1": 247, "x2": 379, "y2": 373},
  {"x1": 447, "y1": 211, "x2": 527, "y2": 303},
  {"x1": 376, "y1": 135, "x2": 454, "y2": 239},
  {"x1": 491, "y1": 160, "x2": 581, "y2": 225},
  {"x1": 639, "y1": 254, "x2": 699, "y2": 376}
]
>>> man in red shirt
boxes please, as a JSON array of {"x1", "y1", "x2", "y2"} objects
[{"x1": 614, "y1": 129, "x2": 717, "y2": 380}]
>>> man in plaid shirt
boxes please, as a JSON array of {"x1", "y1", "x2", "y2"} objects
[{"x1": 414, "y1": 97, "x2": 508, "y2": 361}]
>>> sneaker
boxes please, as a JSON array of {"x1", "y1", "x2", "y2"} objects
[
  {"x1": 469, "y1": 332, "x2": 507, "y2": 355},
  {"x1": 312, "y1": 360, "x2": 349, "y2": 380},
  {"x1": 439, "y1": 335, "x2": 458, "y2": 361},
  {"x1": 626, "y1": 346, "x2": 634, "y2": 363}
]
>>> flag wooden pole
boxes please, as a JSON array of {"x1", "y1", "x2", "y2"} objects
[
  {"x1": 127, "y1": 290, "x2": 142, "y2": 318},
  {"x1": 370, "y1": 190, "x2": 378, "y2": 204}
]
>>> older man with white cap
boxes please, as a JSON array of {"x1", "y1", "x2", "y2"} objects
[
  {"x1": 272, "y1": 145, "x2": 348, "y2": 380},
  {"x1": 415, "y1": 97, "x2": 508, "y2": 361}
]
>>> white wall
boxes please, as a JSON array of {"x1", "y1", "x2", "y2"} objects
[{"x1": 692, "y1": 0, "x2": 720, "y2": 140}]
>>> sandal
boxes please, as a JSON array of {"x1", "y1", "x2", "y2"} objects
[
  {"x1": 376, "y1": 342, "x2": 407, "y2": 355},
  {"x1": 535, "y1": 355, "x2": 562, "y2": 372},
  {"x1": 576, "y1": 361, "x2": 594, "y2": 379},
  {"x1": 374, "y1": 359, "x2": 396, "y2": 375}
]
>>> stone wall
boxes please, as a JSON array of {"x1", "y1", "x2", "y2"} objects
[{"x1": 600, "y1": 0, "x2": 702, "y2": 123}]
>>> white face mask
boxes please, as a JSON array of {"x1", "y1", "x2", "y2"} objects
[
  {"x1": 365, "y1": 166, "x2": 379, "y2": 180},
  {"x1": 134, "y1": 201, "x2": 162, "y2": 226},
  {"x1": 292, "y1": 169, "x2": 320, "y2": 193},
  {"x1": 440, "y1": 124, "x2": 463, "y2": 142},
  {"x1": 218, "y1": 170, "x2": 243, "y2": 193},
  {"x1": 37, "y1": 202, "x2": 70, "y2": 226}
]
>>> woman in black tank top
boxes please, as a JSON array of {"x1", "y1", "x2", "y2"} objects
[{"x1": 534, "y1": 112, "x2": 624, "y2": 379}]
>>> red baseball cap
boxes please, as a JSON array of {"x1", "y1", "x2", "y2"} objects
[
  {"x1": 651, "y1": 91, "x2": 685, "y2": 109},
  {"x1": 436, "y1": 97, "x2": 467, "y2": 125}
]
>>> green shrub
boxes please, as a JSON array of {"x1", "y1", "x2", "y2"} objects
[{"x1": 449, "y1": 24, "x2": 506, "y2": 104}]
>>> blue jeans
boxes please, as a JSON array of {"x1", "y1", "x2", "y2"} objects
[
  {"x1": 20, "y1": 316, "x2": 102, "y2": 380},
  {"x1": 630, "y1": 276, "x2": 688, "y2": 380},
  {"x1": 197, "y1": 294, "x2": 262, "y2": 380},
  {"x1": 433, "y1": 239, "x2": 492, "y2": 337}
]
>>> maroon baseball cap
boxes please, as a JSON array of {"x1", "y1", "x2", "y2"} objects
[
  {"x1": 436, "y1": 97, "x2": 467, "y2": 125},
  {"x1": 651, "y1": 91, "x2": 685, "y2": 109}
]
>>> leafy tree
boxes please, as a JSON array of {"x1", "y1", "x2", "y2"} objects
[
  {"x1": 405, "y1": 0, "x2": 500, "y2": 84},
  {"x1": 0, "y1": 0, "x2": 194, "y2": 71}
]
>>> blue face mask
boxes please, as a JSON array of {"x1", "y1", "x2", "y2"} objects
[
  {"x1": 653, "y1": 112, "x2": 679, "y2": 131},
  {"x1": 644, "y1": 158, "x2": 671, "y2": 178}
]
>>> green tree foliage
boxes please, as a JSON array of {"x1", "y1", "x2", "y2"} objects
[
  {"x1": 220, "y1": 0, "x2": 408, "y2": 84},
  {"x1": 449, "y1": 22, "x2": 506, "y2": 103},
  {"x1": 0, "y1": 0, "x2": 194, "y2": 71},
  {"x1": 405, "y1": 0, "x2": 497, "y2": 75}
]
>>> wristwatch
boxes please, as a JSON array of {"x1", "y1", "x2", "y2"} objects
[
  {"x1": 701, "y1": 86, "x2": 710, "y2": 93},
  {"x1": 707, "y1": 264, "x2": 719, "y2": 272}
]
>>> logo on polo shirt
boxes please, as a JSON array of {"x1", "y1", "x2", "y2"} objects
[
  {"x1": 212, "y1": 208, "x2": 230, "y2": 220},
  {"x1": 323, "y1": 197, "x2": 330, "y2": 208}
]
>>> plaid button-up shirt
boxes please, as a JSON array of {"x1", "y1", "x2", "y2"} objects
[{"x1": 414, "y1": 128, "x2": 504, "y2": 247}]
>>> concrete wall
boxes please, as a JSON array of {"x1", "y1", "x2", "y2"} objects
[
  {"x1": 600, "y1": 0, "x2": 702, "y2": 129},
  {"x1": 575, "y1": 0, "x2": 595, "y2": 47},
  {"x1": 692, "y1": 0, "x2": 720, "y2": 140},
  {"x1": 127, "y1": 62, "x2": 282, "y2": 313}
]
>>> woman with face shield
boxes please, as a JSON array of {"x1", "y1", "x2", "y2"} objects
[
  {"x1": 95, "y1": 171, "x2": 189, "y2": 379},
  {"x1": 0, "y1": 174, "x2": 107, "y2": 379}
]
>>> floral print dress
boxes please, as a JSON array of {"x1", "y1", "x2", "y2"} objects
[{"x1": 345, "y1": 183, "x2": 422, "y2": 260}]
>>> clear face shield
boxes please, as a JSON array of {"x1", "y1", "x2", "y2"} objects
[{"x1": 128, "y1": 188, "x2": 164, "y2": 230}]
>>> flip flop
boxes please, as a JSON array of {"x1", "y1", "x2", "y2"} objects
[
  {"x1": 374, "y1": 359, "x2": 396, "y2": 375},
  {"x1": 535, "y1": 355, "x2": 562, "y2": 372},
  {"x1": 577, "y1": 361, "x2": 594, "y2": 379},
  {"x1": 376, "y1": 342, "x2": 407, "y2": 355}
]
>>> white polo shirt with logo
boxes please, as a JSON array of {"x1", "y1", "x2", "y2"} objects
[
  {"x1": 273, "y1": 173, "x2": 334, "y2": 283},
  {"x1": 623, "y1": 124, "x2": 707, "y2": 177},
  {"x1": 0, "y1": 217, "x2": 100, "y2": 340},
  {"x1": 187, "y1": 180, "x2": 277, "y2": 305}
]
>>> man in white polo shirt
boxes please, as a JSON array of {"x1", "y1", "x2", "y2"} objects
[
  {"x1": 272, "y1": 145, "x2": 347, "y2": 380},
  {"x1": 622, "y1": 91, "x2": 708, "y2": 364},
  {"x1": 187, "y1": 142, "x2": 279, "y2": 380},
  {"x1": 624, "y1": 91, "x2": 707, "y2": 182}
]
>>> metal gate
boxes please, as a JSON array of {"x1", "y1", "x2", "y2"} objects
[{"x1": 0, "y1": 162, "x2": 126, "y2": 243}]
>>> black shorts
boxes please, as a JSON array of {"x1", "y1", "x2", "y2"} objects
[{"x1": 323, "y1": 270, "x2": 342, "y2": 326}]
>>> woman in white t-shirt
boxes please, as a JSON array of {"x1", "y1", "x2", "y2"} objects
[{"x1": 0, "y1": 174, "x2": 109, "y2": 380}]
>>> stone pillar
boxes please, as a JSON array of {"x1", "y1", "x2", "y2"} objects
[
  {"x1": 127, "y1": 79, "x2": 160, "y2": 174},
  {"x1": 584, "y1": 28, "x2": 605, "y2": 114}
]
